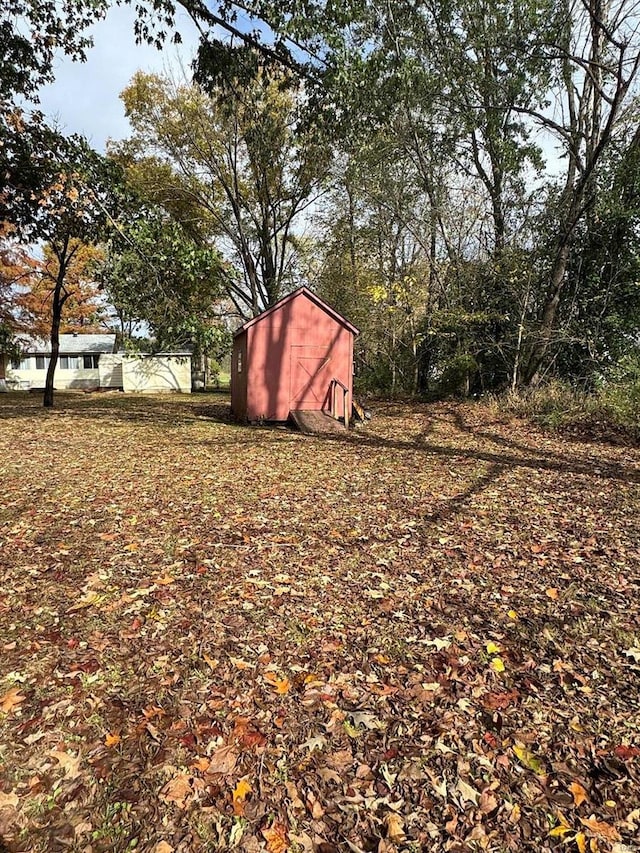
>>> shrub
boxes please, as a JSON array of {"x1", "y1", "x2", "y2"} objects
[
  {"x1": 496, "y1": 365, "x2": 640, "y2": 443},
  {"x1": 498, "y1": 381, "x2": 589, "y2": 429},
  {"x1": 596, "y1": 355, "x2": 640, "y2": 438}
]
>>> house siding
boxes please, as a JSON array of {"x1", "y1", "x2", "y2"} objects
[
  {"x1": 6, "y1": 357, "x2": 100, "y2": 390},
  {"x1": 99, "y1": 354, "x2": 124, "y2": 389},
  {"x1": 122, "y1": 355, "x2": 191, "y2": 393}
]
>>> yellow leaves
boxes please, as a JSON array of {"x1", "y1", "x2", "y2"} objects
[
  {"x1": 546, "y1": 587, "x2": 559, "y2": 600},
  {"x1": 232, "y1": 778, "x2": 252, "y2": 815},
  {"x1": 549, "y1": 824, "x2": 572, "y2": 837},
  {"x1": 262, "y1": 820, "x2": 288, "y2": 853},
  {"x1": 513, "y1": 744, "x2": 545, "y2": 775},
  {"x1": 545, "y1": 810, "x2": 621, "y2": 850},
  {"x1": 548, "y1": 812, "x2": 581, "y2": 845},
  {"x1": 105, "y1": 732, "x2": 121, "y2": 748},
  {"x1": 486, "y1": 640, "x2": 505, "y2": 672},
  {"x1": 0, "y1": 686, "x2": 25, "y2": 714},
  {"x1": 574, "y1": 832, "x2": 588, "y2": 853},
  {"x1": 507, "y1": 610, "x2": 518, "y2": 620},
  {"x1": 67, "y1": 590, "x2": 104, "y2": 612}
]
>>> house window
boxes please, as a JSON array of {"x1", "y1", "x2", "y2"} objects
[
  {"x1": 83, "y1": 354, "x2": 99, "y2": 369},
  {"x1": 237, "y1": 351, "x2": 243, "y2": 373},
  {"x1": 11, "y1": 357, "x2": 31, "y2": 370},
  {"x1": 36, "y1": 356, "x2": 49, "y2": 370},
  {"x1": 60, "y1": 356, "x2": 80, "y2": 369}
]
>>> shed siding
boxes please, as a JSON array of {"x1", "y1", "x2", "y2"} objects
[{"x1": 242, "y1": 291, "x2": 354, "y2": 422}]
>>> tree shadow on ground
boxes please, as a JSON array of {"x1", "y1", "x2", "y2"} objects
[
  {"x1": 0, "y1": 392, "x2": 237, "y2": 427},
  {"x1": 340, "y1": 415, "x2": 640, "y2": 486},
  {"x1": 2, "y1": 393, "x2": 638, "y2": 488}
]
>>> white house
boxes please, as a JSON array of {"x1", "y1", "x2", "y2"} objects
[
  {"x1": 6, "y1": 334, "x2": 117, "y2": 390},
  {"x1": 5, "y1": 334, "x2": 192, "y2": 393}
]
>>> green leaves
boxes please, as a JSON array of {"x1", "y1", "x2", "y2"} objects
[{"x1": 104, "y1": 213, "x2": 228, "y2": 356}]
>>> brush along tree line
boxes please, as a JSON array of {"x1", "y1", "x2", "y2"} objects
[{"x1": 1, "y1": 0, "x2": 640, "y2": 405}]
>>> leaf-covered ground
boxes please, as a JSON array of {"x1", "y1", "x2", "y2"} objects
[{"x1": 1, "y1": 392, "x2": 639, "y2": 853}]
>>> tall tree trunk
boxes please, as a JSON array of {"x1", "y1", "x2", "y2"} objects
[
  {"x1": 522, "y1": 0, "x2": 640, "y2": 384},
  {"x1": 522, "y1": 241, "x2": 571, "y2": 385},
  {"x1": 43, "y1": 240, "x2": 70, "y2": 408}
]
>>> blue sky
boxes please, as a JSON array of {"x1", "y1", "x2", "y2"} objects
[{"x1": 35, "y1": 4, "x2": 200, "y2": 152}]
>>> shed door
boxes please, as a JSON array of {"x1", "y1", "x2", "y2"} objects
[{"x1": 290, "y1": 346, "x2": 332, "y2": 409}]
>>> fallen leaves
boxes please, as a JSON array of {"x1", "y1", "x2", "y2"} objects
[
  {"x1": 570, "y1": 780, "x2": 588, "y2": 807},
  {"x1": 67, "y1": 589, "x2": 104, "y2": 612},
  {"x1": 0, "y1": 686, "x2": 25, "y2": 714},
  {"x1": 232, "y1": 778, "x2": 252, "y2": 815},
  {"x1": 385, "y1": 812, "x2": 406, "y2": 843},
  {"x1": 0, "y1": 791, "x2": 19, "y2": 809},
  {"x1": 580, "y1": 816, "x2": 622, "y2": 842},
  {"x1": 264, "y1": 670, "x2": 291, "y2": 694},
  {"x1": 159, "y1": 773, "x2": 193, "y2": 809},
  {"x1": 49, "y1": 749, "x2": 81, "y2": 780},
  {"x1": 206, "y1": 744, "x2": 238, "y2": 776},
  {"x1": 457, "y1": 778, "x2": 480, "y2": 805},
  {"x1": 513, "y1": 744, "x2": 546, "y2": 776},
  {"x1": 1, "y1": 395, "x2": 639, "y2": 852},
  {"x1": 262, "y1": 821, "x2": 289, "y2": 853}
]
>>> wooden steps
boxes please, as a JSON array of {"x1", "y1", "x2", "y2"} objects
[{"x1": 290, "y1": 409, "x2": 347, "y2": 435}]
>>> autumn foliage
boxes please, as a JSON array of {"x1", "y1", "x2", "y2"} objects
[{"x1": 19, "y1": 241, "x2": 107, "y2": 339}]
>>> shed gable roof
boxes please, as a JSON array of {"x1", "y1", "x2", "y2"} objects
[{"x1": 234, "y1": 287, "x2": 359, "y2": 337}]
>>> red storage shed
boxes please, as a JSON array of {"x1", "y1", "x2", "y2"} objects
[{"x1": 231, "y1": 287, "x2": 359, "y2": 424}]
